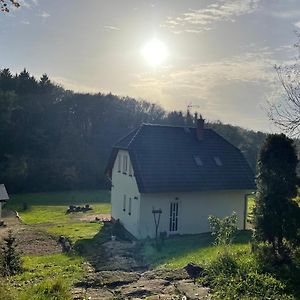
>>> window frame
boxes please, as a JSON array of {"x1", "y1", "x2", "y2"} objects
[
  {"x1": 128, "y1": 197, "x2": 132, "y2": 215},
  {"x1": 117, "y1": 154, "x2": 121, "y2": 173},
  {"x1": 123, "y1": 155, "x2": 128, "y2": 174},
  {"x1": 123, "y1": 195, "x2": 126, "y2": 212}
]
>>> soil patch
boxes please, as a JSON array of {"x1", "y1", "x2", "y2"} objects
[{"x1": 0, "y1": 208, "x2": 61, "y2": 255}]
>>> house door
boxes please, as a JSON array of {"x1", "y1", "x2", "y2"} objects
[{"x1": 169, "y1": 202, "x2": 179, "y2": 233}]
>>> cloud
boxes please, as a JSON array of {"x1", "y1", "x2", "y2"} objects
[
  {"x1": 51, "y1": 76, "x2": 102, "y2": 94},
  {"x1": 104, "y1": 25, "x2": 120, "y2": 31},
  {"x1": 131, "y1": 49, "x2": 281, "y2": 130},
  {"x1": 162, "y1": 0, "x2": 262, "y2": 34},
  {"x1": 21, "y1": 20, "x2": 30, "y2": 25},
  {"x1": 294, "y1": 21, "x2": 300, "y2": 28},
  {"x1": 38, "y1": 11, "x2": 50, "y2": 18}
]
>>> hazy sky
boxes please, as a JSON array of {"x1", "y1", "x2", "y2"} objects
[{"x1": 1, "y1": 0, "x2": 300, "y2": 132}]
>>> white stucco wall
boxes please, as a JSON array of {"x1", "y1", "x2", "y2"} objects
[
  {"x1": 111, "y1": 150, "x2": 141, "y2": 237},
  {"x1": 137, "y1": 190, "x2": 252, "y2": 239}
]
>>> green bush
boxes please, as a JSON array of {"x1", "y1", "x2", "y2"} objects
[
  {"x1": 20, "y1": 278, "x2": 72, "y2": 300},
  {"x1": 208, "y1": 213, "x2": 238, "y2": 246},
  {"x1": 0, "y1": 231, "x2": 22, "y2": 276},
  {"x1": 204, "y1": 251, "x2": 294, "y2": 300}
]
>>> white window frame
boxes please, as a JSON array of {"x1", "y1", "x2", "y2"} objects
[
  {"x1": 123, "y1": 155, "x2": 128, "y2": 174},
  {"x1": 128, "y1": 197, "x2": 132, "y2": 215},
  {"x1": 128, "y1": 160, "x2": 133, "y2": 176},
  {"x1": 123, "y1": 195, "x2": 126, "y2": 212},
  {"x1": 117, "y1": 154, "x2": 121, "y2": 172}
]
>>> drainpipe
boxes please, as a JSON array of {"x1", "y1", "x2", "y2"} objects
[{"x1": 243, "y1": 192, "x2": 255, "y2": 230}]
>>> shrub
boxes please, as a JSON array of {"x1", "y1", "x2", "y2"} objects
[
  {"x1": 0, "y1": 231, "x2": 22, "y2": 276},
  {"x1": 208, "y1": 212, "x2": 238, "y2": 246},
  {"x1": 204, "y1": 251, "x2": 294, "y2": 300}
]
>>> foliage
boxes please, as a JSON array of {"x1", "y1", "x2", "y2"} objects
[
  {"x1": 20, "y1": 278, "x2": 72, "y2": 300},
  {"x1": 0, "y1": 68, "x2": 266, "y2": 193},
  {"x1": 253, "y1": 134, "x2": 300, "y2": 257},
  {"x1": 204, "y1": 251, "x2": 294, "y2": 300},
  {"x1": 0, "y1": 231, "x2": 22, "y2": 276},
  {"x1": 208, "y1": 212, "x2": 238, "y2": 246},
  {"x1": 269, "y1": 33, "x2": 300, "y2": 137},
  {"x1": 0, "y1": 0, "x2": 20, "y2": 13}
]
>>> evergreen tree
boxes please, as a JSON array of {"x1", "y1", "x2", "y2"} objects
[
  {"x1": 253, "y1": 134, "x2": 300, "y2": 257},
  {"x1": 0, "y1": 231, "x2": 22, "y2": 276}
]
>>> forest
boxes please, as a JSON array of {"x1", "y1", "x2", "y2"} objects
[{"x1": 0, "y1": 68, "x2": 268, "y2": 193}]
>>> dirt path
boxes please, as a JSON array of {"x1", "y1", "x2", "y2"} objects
[
  {"x1": 0, "y1": 208, "x2": 61, "y2": 255},
  {"x1": 72, "y1": 240, "x2": 210, "y2": 300}
]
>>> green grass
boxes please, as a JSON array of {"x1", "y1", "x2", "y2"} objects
[
  {"x1": 1, "y1": 190, "x2": 112, "y2": 298},
  {"x1": 6, "y1": 190, "x2": 111, "y2": 243},
  {"x1": 247, "y1": 196, "x2": 255, "y2": 223},
  {"x1": 142, "y1": 231, "x2": 252, "y2": 268},
  {"x1": 13, "y1": 253, "x2": 84, "y2": 286}
]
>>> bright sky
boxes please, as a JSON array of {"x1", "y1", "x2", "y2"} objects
[{"x1": 1, "y1": 0, "x2": 300, "y2": 132}]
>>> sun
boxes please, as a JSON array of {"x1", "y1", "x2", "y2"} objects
[{"x1": 141, "y1": 38, "x2": 168, "y2": 66}]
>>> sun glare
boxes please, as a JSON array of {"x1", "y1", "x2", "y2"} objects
[{"x1": 141, "y1": 38, "x2": 168, "y2": 66}]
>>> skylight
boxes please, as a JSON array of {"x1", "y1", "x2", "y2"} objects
[
  {"x1": 214, "y1": 156, "x2": 223, "y2": 166},
  {"x1": 193, "y1": 155, "x2": 203, "y2": 166}
]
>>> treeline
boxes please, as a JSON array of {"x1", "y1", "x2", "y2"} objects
[{"x1": 0, "y1": 68, "x2": 267, "y2": 193}]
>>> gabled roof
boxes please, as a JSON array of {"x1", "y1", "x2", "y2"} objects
[
  {"x1": 0, "y1": 184, "x2": 9, "y2": 201},
  {"x1": 106, "y1": 124, "x2": 255, "y2": 193}
]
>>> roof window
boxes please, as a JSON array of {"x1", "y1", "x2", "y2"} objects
[
  {"x1": 214, "y1": 156, "x2": 223, "y2": 166},
  {"x1": 193, "y1": 155, "x2": 203, "y2": 166}
]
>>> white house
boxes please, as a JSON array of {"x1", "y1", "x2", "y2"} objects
[
  {"x1": 0, "y1": 184, "x2": 9, "y2": 222},
  {"x1": 106, "y1": 118, "x2": 255, "y2": 239}
]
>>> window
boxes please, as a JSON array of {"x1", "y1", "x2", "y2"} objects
[
  {"x1": 123, "y1": 155, "x2": 128, "y2": 174},
  {"x1": 193, "y1": 155, "x2": 203, "y2": 166},
  {"x1": 214, "y1": 156, "x2": 223, "y2": 166},
  {"x1": 128, "y1": 161, "x2": 133, "y2": 176},
  {"x1": 117, "y1": 155, "x2": 121, "y2": 172},
  {"x1": 128, "y1": 198, "x2": 132, "y2": 215},
  {"x1": 123, "y1": 195, "x2": 126, "y2": 212}
]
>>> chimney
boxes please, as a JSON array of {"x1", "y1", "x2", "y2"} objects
[{"x1": 196, "y1": 115, "x2": 205, "y2": 141}]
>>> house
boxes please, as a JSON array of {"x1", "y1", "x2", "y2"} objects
[
  {"x1": 0, "y1": 184, "x2": 9, "y2": 222},
  {"x1": 106, "y1": 118, "x2": 255, "y2": 239}
]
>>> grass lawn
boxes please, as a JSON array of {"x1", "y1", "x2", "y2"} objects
[
  {"x1": 142, "y1": 230, "x2": 252, "y2": 268},
  {"x1": 13, "y1": 253, "x2": 84, "y2": 286},
  {"x1": 2, "y1": 189, "x2": 111, "y2": 297},
  {"x1": 7, "y1": 190, "x2": 111, "y2": 243}
]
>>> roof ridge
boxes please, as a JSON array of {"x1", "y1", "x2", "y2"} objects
[
  {"x1": 113, "y1": 127, "x2": 139, "y2": 147},
  {"x1": 127, "y1": 124, "x2": 144, "y2": 148}
]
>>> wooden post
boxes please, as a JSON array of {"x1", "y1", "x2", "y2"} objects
[{"x1": 152, "y1": 207, "x2": 162, "y2": 249}]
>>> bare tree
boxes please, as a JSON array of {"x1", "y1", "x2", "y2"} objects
[
  {"x1": 1, "y1": 0, "x2": 20, "y2": 13},
  {"x1": 269, "y1": 33, "x2": 300, "y2": 137}
]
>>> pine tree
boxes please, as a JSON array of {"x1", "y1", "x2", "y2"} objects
[
  {"x1": 253, "y1": 134, "x2": 300, "y2": 257},
  {"x1": 1, "y1": 231, "x2": 22, "y2": 276}
]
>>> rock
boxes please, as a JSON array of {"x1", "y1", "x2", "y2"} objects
[
  {"x1": 142, "y1": 268, "x2": 189, "y2": 281},
  {"x1": 184, "y1": 263, "x2": 204, "y2": 281},
  {"x1": 120, "y1": 278, "x2": 172, "y2": 298},
  {"x1": 77, "y1": 271, "x2": 140, "y2": 288},
  {"x1": 175, "y1": 280, "x2": 210, "y2": 300}
]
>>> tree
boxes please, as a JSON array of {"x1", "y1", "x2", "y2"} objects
[
  {"x1": 0, "y1": 231, "x2": 22, "y2": 276},
  {"x1": 269, "y1": 33, "x2": 300, "y2": 137},
  {"x1": 0, "y1": 0, "x2": 20, "y2": 13},
  {"x1": 253, "y1": 134, "x2": 300, "y2": 257}
]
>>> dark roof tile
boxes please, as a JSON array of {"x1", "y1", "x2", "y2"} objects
[{"x1": 106, "y1": 124, "x2": 255, "y2": 193}]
